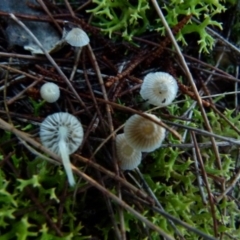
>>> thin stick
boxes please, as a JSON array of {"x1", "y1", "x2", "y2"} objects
[
  {"x1": 3, "y1": 62, "x2": 12, "y2": 124},
  {"x1": 18, "y1": 138, "x2": 60, "y2": 165},
  {"x1": 161, "y1": 141, "x2": 234, "y2": 148},
  {"x1": 0, "y1": 64, "x2": 40, "y2": 81},
  {"x1": 163, "y1": 119, "x2": 240, "y2": 146},
  {"x1": 63, "y1": 0, "x2": 75, "y2": 17},
  {"x1": 69, "y1": 48, "x2": 82, "y2": 81},
  {"x1": 216, "y1": 169, "x2": 240, "y2": 203},
  {"x1": 191, "y1": 132, "x2": 218, "y2": 237},
  {"x1": 190, "y1": 136, "x2": 207, "y2": 204},
  {"x1": 82, "y1": 54, "x2": 105, "y2": 128},
  {"x1": 37, "y1": 0, "x2": 62, "y2": 33},
  {"x1": 7, "y1": 79, "x2": 41, "y2": 105},
  {"x1": 87, "y1": 44, "x2": 114, "y2": 134}
]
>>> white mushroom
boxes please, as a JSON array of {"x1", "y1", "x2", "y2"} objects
[
  {"x1": 116, "y1": 134, "x2": 142, "y2": 170},
  {"x1": 40, "y1": 82, "x2": 60, "y2": 103},
  {"x1": 140, "y1": 72, "x2": 178, "y2": 107},
  {"x1": 124, "y1": 113, "x2": 166, "y2": 152},
  {"x1": 40, "y1": 112, "x2": 84, "y2": 186},
  {"x1": 64, "y1": 28, "x2": 89, "y2": 47}
]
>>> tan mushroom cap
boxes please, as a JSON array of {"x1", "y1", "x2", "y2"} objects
[
  {"x1": 124, "y1": 113, "x2": 166, "y2": 152},
  {"x1": 140, "y1": 72, "x2": 178, "y2": 107},
  {"x1": 116, "y1": 134, "x2": 142, "y2": 170}
]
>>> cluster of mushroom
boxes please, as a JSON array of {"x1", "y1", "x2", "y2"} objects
[
  {"x1": 116, "y1": 72, "x2": 178, "y2": 171},
  {"x1": 39, "y1": 80, "x2": 84, "y2": 187},
  {"x1": 39, "y1": 83, "x2": 84, "y2": 186},
  {"x1": 39, "y1": 23, "x2": 90, "y2": 102},
  {"x1": 38, "y1": 24, "x2": 90, "y2": 186},
  {"x1": 39, "y1": 70, "x2": 177, "y2": 184}
]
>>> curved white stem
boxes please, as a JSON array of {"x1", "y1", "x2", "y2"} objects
[{"x1": 59, "y1": 140, "x2": 75, "y2": 186}]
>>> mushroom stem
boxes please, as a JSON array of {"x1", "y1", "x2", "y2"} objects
[{"x1": 59, "y1": 139, "x2": 75, "y2": 186}]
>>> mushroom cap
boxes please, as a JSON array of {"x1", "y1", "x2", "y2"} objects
[
  {"x1": 40, "y1": 112, "x2": 84, "y2": 155},
  {"x1": 64, "y1": 28, "x2": 89, "y2": 47},
  {"x1": 140, "y1": 72, "x2": 178, "y2": 107},
  {"x1": 116, "y1": 134, "x2": 142, "y2": 170},
  {"x1": 40, "y1": 82, "x2": 60, "y2": 103},
  {"x1": 124, "y1": 113, "x2": 166, "y2": 152}
]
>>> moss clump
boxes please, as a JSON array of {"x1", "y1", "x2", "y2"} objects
[{"x1": 88, "y1": 0, "x2": 230, "y2": 52}]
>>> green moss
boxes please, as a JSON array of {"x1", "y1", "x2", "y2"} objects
[
  {"x1": 87, "y1": 0, "x2": 150, "y2": 40},
  {"x1": 87, "y1": 0, "x2": 228, "y2": 52}
]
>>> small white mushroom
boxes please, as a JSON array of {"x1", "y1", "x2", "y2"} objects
[
  {"x1": 124, "y1": 113, "x2": 166, "y2": 152},
  {"x1": 116, "y1": 133, "x2": 142, "y2": 170},
  {"x1": 64, "y1": 28, "x2": 89, "y2": 47},
  {"x1": 40, "y1": 112, "x2": 84, "y2": 186},
  {"x1": 140, "y1": 72, "x2": 178, "y2": 107},
  {"x1": 40, "y1": 82, "x2": 60, "y2": 103}
]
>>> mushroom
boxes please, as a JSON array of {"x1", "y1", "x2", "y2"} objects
[
  {"x1": 124, "y1": 113, "x2": 166, "y2": 152},
  {"x1": 116, "y1": 133, "x2": 142, "y2": 170},
  {"x1": 64, "y1": 28, "x2": 89, "y2": 47},
  {"x1": 40, "y1": 112, "x2": 84, "y2": 186},
  {"x1": 40, "y1": 82, "x2": 60, "y2": 103},
  {"x1": 140, "y1": 72, "x2": 178, "y2": 107}
]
